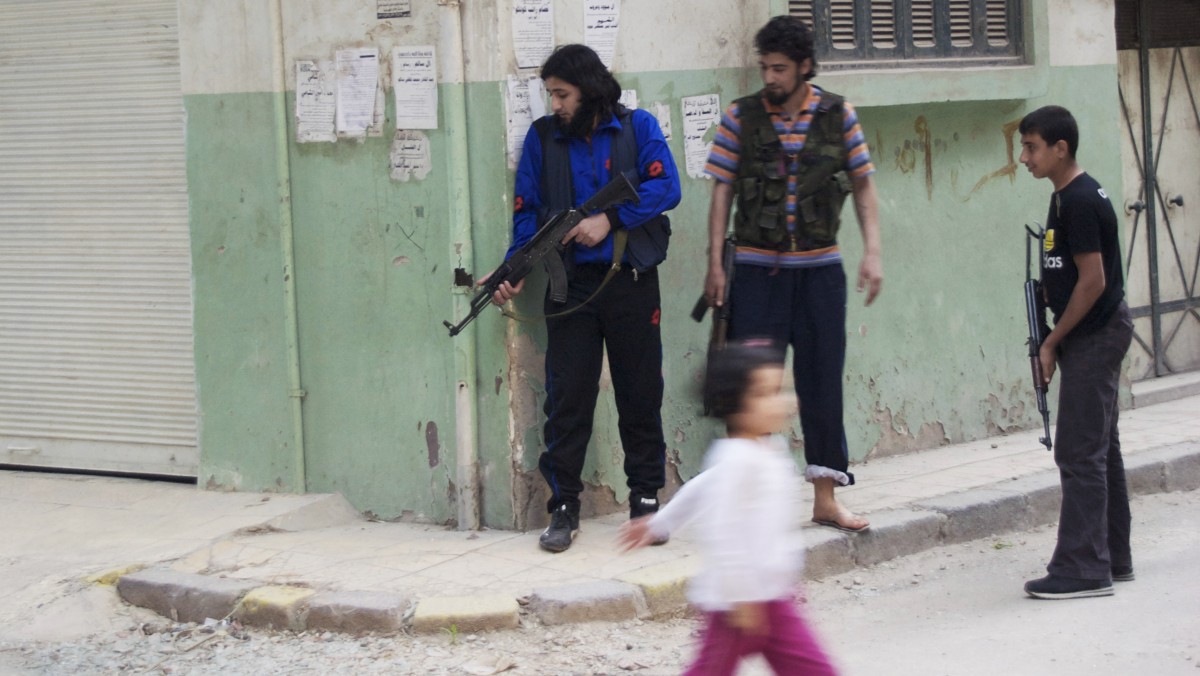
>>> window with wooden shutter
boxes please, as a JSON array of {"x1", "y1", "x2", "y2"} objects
[{"x1": 790, "y1": 0, "x2": 1023, "y2": 69}]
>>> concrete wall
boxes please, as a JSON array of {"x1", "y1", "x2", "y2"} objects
[{"x1": 181, "y1": 0, "x2": 1126, "y2": 528}]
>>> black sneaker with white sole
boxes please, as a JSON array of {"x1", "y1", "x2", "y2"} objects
[
  {"x1": 1024, "y1": 574, "x2": 1114, "y2": 599},
  {"x1": 1111, "y1": 566, "x2": 1135, "y2": 582},
  {"x1": 539, "y1": 504, "x2": 579, "y2": 553}
]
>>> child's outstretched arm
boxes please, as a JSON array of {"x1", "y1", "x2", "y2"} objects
[{"x1": 617, "y1": 468, "x2": 714, "y2": 552}]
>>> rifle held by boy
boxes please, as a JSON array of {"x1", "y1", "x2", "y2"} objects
[
  {"x1": 1024, "y1": 224, "x2": 1052, "y2": 451},
  {"x1": 443, "y1": 173, "x2": 640, "y2": 337}
]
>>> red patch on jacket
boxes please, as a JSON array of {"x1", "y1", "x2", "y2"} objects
[
  {"x1": 647, "y1": 160, "x2": 664, "y2": 178},
  {"x1": 514, "y1": 196, "x2": 524, "y2": 212},
  {"x1": 605, "y1": 158, "x2": 612, "y2": 171},
  {"x1": 651, "y1": 308, "x2": 661, "y2": 326}
]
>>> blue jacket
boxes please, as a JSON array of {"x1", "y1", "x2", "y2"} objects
[{"x1": 508, "y1": 108, "x2": 681, "y2": 265}]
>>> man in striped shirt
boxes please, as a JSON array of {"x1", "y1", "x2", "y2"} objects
[{"x1": 703, "y1": 15, "x2": 882, "y2": 533}]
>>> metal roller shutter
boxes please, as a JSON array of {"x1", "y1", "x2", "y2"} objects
[{"x1": 0, "y1": 0, "x2": 197, "y2": 476}]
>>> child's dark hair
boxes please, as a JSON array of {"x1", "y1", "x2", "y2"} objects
[
  {"x1": 1019, "y1": 105, "x2": 1079, "y2": 158},
  {"x1": 703, "y1": 341, "x2": 786, "y2": 419},
  {"x1": 755, "y1": 15, "x2": 817, "y2": 81}
]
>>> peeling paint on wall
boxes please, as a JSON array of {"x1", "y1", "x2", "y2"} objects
[{"x1": 425, "y1": 421, "x2": 440, "y2": 467}]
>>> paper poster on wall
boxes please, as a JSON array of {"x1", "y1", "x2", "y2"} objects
[
  {"x1": 390, "y1": 130, "x2": 432, "y2": 182},
  {"x1": 335, "y1": 47, "x2": 380, "y2": 138},
  {"x1": 377, "y1": 0, "x2": 411, "y2": 19},
  {"x1": 528, "y1": 75, "x2": 547, "y2": 120},
  {"x1": 618, "y1": 89, "x2": 638, "y2": 111},
  {"x1": 392, "y1": 46, "x2": 438, "y2": 130},
  {"x1": 369, "y1": 84, "x2": 385, "y2": 137},
  {"x1": 506, "y1": 74, "x2": 545, "y2": 169},
  {"x1": 682, "y1": 94, "x2": 721, "y2": 179},
  {"x1": 584, "y1": 0, "x2": 620, "y2": 69},
  {"x1": 652, "y1": 102, "x2": 672, "y2": 142},
  {"x1": 295, "y1": 60, "x2": 336, "y2": 143},
  {"x1": 513, "y1": 0, "x2": 554, "y2": 69}
]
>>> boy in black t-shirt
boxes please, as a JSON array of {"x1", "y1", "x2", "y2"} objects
[{"x1": 1018, "y1": 106, "x2": 1134, "y2": 600}]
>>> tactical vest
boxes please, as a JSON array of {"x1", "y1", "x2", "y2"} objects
[
  {"x1": 534, "y1": 108, "x2": 671, "y2": 272},
  {"x1": 732, "y1": 91, "x2": 852, "y2": 250}
]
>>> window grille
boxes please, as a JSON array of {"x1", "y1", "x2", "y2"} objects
[{"x1": 787, "y1": 0, "x2": 1024, "y2": 69}]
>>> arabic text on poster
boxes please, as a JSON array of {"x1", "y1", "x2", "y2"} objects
[
  {"x1": 393, "y1": 46, "x2": 438, "y2": 130},
  {"x1": 335, "y1": 47, "x2": 380, "y2": 138},
  {"x1": 296, "y1": 60, "x2": 336, "y2": 143},
  {"x1": 513, "y1": 0, "x2": 554, "y2": 69},
  {"x1": 584, "y1": 1, "x2": 620, "y2": 69},
  {"x1": 682, "y1": 94, "x2": 721, "y2": 179}
]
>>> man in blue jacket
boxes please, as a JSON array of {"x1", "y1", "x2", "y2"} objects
[{"x1": 488, "y1": 44, "x2": 681, "y2": 552}]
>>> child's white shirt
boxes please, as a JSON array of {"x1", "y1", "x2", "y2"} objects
[{"x1": 646, "y1": 434, "x2": 806, "y2": 611}]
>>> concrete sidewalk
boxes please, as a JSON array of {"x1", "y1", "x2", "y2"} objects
[{"x1": 6, "y1": 395, "x2": 1198, "y2": 638}]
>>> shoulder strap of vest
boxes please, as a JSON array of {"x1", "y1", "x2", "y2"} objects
[{"x1": 816, "y1": 89, "x2": 844, "y2": 115}]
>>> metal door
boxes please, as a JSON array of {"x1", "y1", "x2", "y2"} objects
[
  {"x1": 0, "y1": 0, "x2": 198, "y2": 476},
  {"x1": 1116, "y1": 0, "x2": 1200, "y2": 380}
]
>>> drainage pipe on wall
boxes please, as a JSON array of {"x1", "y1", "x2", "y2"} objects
[
  {"x1": 439, "y1": 0, "x2": 481, "y2": 530},
  {"x1": 269, "y1": 0, "x2": 307, "y2": 492}
]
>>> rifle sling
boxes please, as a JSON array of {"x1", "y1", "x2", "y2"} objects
[{"x1": 501, "y1": 228, "x2": 629, "y2": 323}]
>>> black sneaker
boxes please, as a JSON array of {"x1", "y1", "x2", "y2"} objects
[
  {"x1": 1111, "y1": 566, "x2": 1135, "y2": 582},
  {"x1": 630, "y1": 495, "x2": 660, "y2": 519},
  {"x1": 1024, "y1": 574, "x2": 1114, "y2": 599},
  {"x1": 630, "y1": 495, "x2": 668, "y2": 546},
  {"x1": 539, "y1": 504, "x2": 579, "y2": 553}
]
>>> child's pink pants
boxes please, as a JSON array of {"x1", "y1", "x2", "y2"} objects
[{"x1": 683, "y1": 599, "x2": 838, "y2": 675}]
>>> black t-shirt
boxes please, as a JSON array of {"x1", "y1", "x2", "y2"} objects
[{"x1": 1041, "y1": 173, "x2": 1125, "y2": 335}]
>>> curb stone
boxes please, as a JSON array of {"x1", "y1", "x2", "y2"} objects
[
  {"x1": 849, "y1": 508, "x2": 945, "y2": 567},
  {"x1": 233, "y1": 586, "x2": 315, "y2": 632},
  {"x1": 411, "y1": 595, "x2": 520, "y2": 634},
  {"x1": 117, "y1": 570, "x2": 259, "y2": 624},
  {"x1": 915, "y1": 488, "x2": 1033, "y2": 544},
  {"x1": 529, "y1": 580, "x2": 647, "y2": 625},
  {"x1": 305, "y1": 590, "x2": 409, "y2": 634}
]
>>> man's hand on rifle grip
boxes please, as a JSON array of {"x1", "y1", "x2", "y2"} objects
[
  {"x1": 704, "y1": 266, "x2": 726, "y2": 308},
  {"x1": 561, "y1": 212, "x2": 612, "y2": 248},
  {"x1": 1038, "y1": 340, "x2": 1057, "y2": 386},
  {"x1": 477, "y1": 271, "x2": 525, "y2": 306}
]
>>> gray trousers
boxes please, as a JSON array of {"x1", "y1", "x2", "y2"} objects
[{"x1": 1048, "y1": 302, "x2": 1134, "y2": 581}]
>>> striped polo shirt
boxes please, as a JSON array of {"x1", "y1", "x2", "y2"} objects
[{"x1": 704, "y1": 85, "x2": 875, "y2": 268}]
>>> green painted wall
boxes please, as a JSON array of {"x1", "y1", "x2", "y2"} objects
[
  {"x1": 187, "y1": 93, "x2": 298, "y2": 492},
  {"x1": 185, "y1": 57, "x2": 1123, "y2": 528}
]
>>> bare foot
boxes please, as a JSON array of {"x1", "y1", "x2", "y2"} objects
[{"x1": 811, "y1": 510, "x2": 870, "y2": 533}]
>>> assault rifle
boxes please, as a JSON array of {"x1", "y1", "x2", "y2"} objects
[
  {"x1": 1025, "y1": 223, "x2": 1052, "y2": 451},
  {"x1": 443, "y1": 173, "x2": 640, "y2": 337}
]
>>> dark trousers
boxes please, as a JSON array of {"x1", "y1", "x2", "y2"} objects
[
  {"x1": 539, "y1": 264, "x2": 666, "y2": 512},
  {"x1": 727, "y1": 263, "x2": 853, "y2": 483},
  {"x1": 1048, "y1": 302, "x2": 1134, "y2": 581}
]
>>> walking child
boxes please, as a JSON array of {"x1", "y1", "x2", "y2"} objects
[{"x1": 619, "y1": 341, "x2": 839, "y2": 675}]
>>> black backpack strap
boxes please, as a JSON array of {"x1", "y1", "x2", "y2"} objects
[{"x1": 534, "y1": 116, "x2": 573, "y2": 217}]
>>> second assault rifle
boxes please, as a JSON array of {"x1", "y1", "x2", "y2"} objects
[
  {"x1": 443, "y1": 173, "x2": 640, "y2": 337},
  {"x1": 1025, "y1": 223, "x2": 1052, "y2": 451}
]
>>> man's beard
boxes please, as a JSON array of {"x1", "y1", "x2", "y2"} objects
[
  {"x1": 764, "y1": 77, "x2": 802, "y2": 106},
  {"x1": 557, "y1": 98, "x2": 600, "y2": 138}
]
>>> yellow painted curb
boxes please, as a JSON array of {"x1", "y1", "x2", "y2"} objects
[{"x1": 86, "y1": 564, "x2": 146, "y2": 587}]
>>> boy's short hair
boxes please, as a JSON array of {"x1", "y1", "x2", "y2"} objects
[
  {"x1": 1019, "y1": 105, "x2": 1079, "y2": 158},
  {"x1": 703, "y1": 341, "x2": 786, "y2": 419},
  {"x1": 755, "y1": 15, "x2": 818, "y2": 81}
]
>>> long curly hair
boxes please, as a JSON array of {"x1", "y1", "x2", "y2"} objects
[{"x1": 540, "y1": 44, "x2": 622, "y2": 137}]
